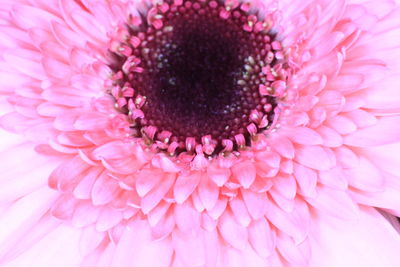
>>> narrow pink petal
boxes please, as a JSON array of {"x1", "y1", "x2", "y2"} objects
[
  {"x1": 318, "y1": 167, "x2": 348, "y2": 190},
  {"x1": 277, "y1": 233, "x2": 311, "y2": 266},
  {"x1": 3, "y1": 224, "x2": 83, "y2": 267},
  {"x1": 3, "y1": 50, "x2": 46, "y2": 80},
  {"x1": 140, "y1": 173, "x2": 175, "y2": 214},
  {"x1": 334, "y1": 146, "x2": 359, "y2": 168},
  {"x1": 48, "y1": 155, "x2": 90, "y2": 192},
  {"x1": 248, "y1": 218, "x2": 275, "y2": 258},
  {"x1": 95, "y1": 207, "x2": 123, "y2": 231},
  {"x1": 241, "y1": 189, "x2": 268, "y2": 220},
  {"x1": 272, "y1": 175, "x2": 297, "y2": 199},
  {"x1": 51, "y1": 21, "x2": 86, "y2": 48},
  {"x1": 265, "y1": 199, "x2": 309, "y2": 244},
  {"x1": 173, "y1": 171, "x2": 201, "y2": 204},
  {"x1": 207, "y1": 163, "x2": 231, "y2": 186},
  {"x1": 206, "y1": 197, "x2": 228, "y2": 220},
  {"x1": 345, "y1": 116, "x2": 400, "y2": 147},
  {"x1": 256, "y1": 151, "x2": 281, "y2": 168},
  {"x1": 152, "y1": 154, "x2": 181, "y2": 172},
  {"x1": 71, "y1": 201, "x2": 100, "y2": 227},
  {"x1": 293, "y1": 163, "x2": 317, "y2": 197},
  {"x1": 344, "y1": 157, "x2": 384, "y2": 192},
  {"x1": 269, "y1": 189, "x2": 295, "y2": 212},
  {"x1": 316, "y1": 126, "x2": 343, "y2": 147},
  {"x1": 135, "y1": 169, "x2": 163, "y2": 197},
  {"x1": 147, "y1": 201, "x2": 170, "y2": 227},
  {"x1": 172, "y1": 230, "x2": 206, "y2": 267},
  {"x1": 350, "y1": 172, "x2": 400, "y2": 215},
  {"x1": 326, "y1": 115, "x2": 357, "y2": 135},
  {"x1": 310, "y1": 208, "x2": 400, "y2": 267},
  {"x1": 74, "y1": 112, "x2": 109, "y2": 131},
  {"x1": 11, "y1": 4, "x2": 62, "y2": 30},
  {"x1": 295, "y1": 145, "x2": 336, "y2": 171},
  {"x1": 151, "y1": 210, "x2": 175, "y2": 241},
  {"x1": 71, "y1": 10, "x2": 108, "y2": 44},
  {"x1": 218, "y1": 211, "x2": 248, "y2": 250},
  {"x1": 203, "y1": 230, "x2": 219, "y2": 267},
  {"x1": 111, "y1": 221, "x2": 173, "y2": 267},
  {"x1": 229, "y1": 198, "x2": 252, "y2": 227},
  {"x1": 269, "y1": 134, "x2": 295, "y2": 158},
  {"x1": 91, "y1": 172, "x2": 120, "y2": 206},
  {"x1": 198, "y1": 174, "x2": 219, "y2": 211},
  {"x1": 0, "y1": 188, "x2": 58, "y2": 258},
  {"x1": 73, "y1": 167, "x2": 103, "y2": 200},
  {"x1": 232, "y1": 160, "x2": 256, "y2": 189},
  {"x1": 343, "y1": 109, "x2": 377, "y2": 128},
  {"x1": 306, "y1": 187, "x2": 359, "y2": 220},
  {"x1": 174, "y1": 201, "x2": 201, "y2": 234},
  {"x1": 283, "y1": 127, "x2": 323, "y2": 145},
  {"x1": 79, "y1": 226, "x2": 106, "y2": 255},
  {"x1": 42, "y1": 56, "x2": 72, "y2": 80}
]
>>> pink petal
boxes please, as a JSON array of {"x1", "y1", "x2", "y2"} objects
[
  {"x1": 147, "y1": 201, "x2": 170, "y2": 227},
  {"x1": 173, "y1": 171, "x2": 201, "y2": 204},
  {"x1": 111, "y1": 221, "x2": 173, "y2": 267},
  {"x1": 334, "y1": 146, "x2": 359, "y2": 168},
  {"x1": 229, "y1": 198, "x2": 252, "y2": 227},
  {"x1": 316, "y1": 126, "x2": 343, "y2": 147},
  {"x1": 96, "y1": 207, "x2": 123, "y2": 231},
  {"x1": 269, "y1": 189, "x2": 295, "y2": 212},
  {"x1": 241, "y1": 189, "x2": 268, "y2": 220},
  {"x1": 140, "y1": 173, "x2": 175, "y2": 214},
  {"x1": 172, "y1": 230, "x2": 205, "y2": 267},
  {"x1": 73, "y1": 167, "x2": 103, "y2": 200},
  {"x1": 306, "y1": 186, "x2": 358, "y2": 219},
  {"x1": 232, "y1": 160, "x2": 256, "y2": 189},
  {"x1": 91, "y1": 141, "x2": 131, "y2": 160},
  {"x1": 207, "y1": 197, "x2": 228, "y2": 220},
  {"x1": 174, "y1": 201, "x2": 201, "y2": 234},
  {"x1": 310, "y1": 208, "x2": 400, "y2": 267},
  {"x1": 72, "y1": 201, "x2": 100, "y2": 227},
  {"x1": 74, "y1": 112, "x2": 109, "y2": 131},
  {"x1": 295, "y1": 145, "x2": 336, "y2": 171},
  {"x1": 293, "y1": 163, "x2": 317, "y2": 197},
  {"x1": 283, "y1": 127, "x2": 323, "y2": 145},
  {"x1": 42, "y1": 56, "x2": 72, "y2": 80},
  {"x1": 48, "y1": 156, "x2": 90, "y2": 191},
  {"x1": 3, "y1": 50, "x2": 46, "y2": 80},
  {"x1": 136, "y1": 169, "x2": 163, "y2": 197},
  {"x1": 345, "y1": 116, "x2": 400, "y2": 147},
  {"x1": 318, "y1": 167, "x2": 348, "y2": 190},
  {"x1": 207, "y1": 163, "x2": 231, "y2": 186},
  {"x1": 265, "y1": 199, "x2": 309, "y2": 244},
  {"x1": 91, "y1": 172, "x2": 120, "y2": 206},
  {"x1": 272, "y1": 175, "x2": 297, "y2": 199},
  {"x1": 248, "y1": 218, "x2": 275, "y2": 258},
  {"x1": 277, "y1": 233, "x2": 311, "y2": 266},
  {"x1": 218, "y1": 211, "x2": 248, "y2": 250},
  {"x1": 326, "y1": 115, "x2": 357, "y2": 135},
  {"x1": 79, "y1": 226, "x2": 106, "y2": 255},
  {"x1": 198, "y1": 173, "x2": 219, "y2": 211},
  {"x1": 344, "y1": 157, "x2": 384, "y2": 192},
  {"x1": 344, "y1": 109, "x2": 377, "y2": 128},
  {"x1": 269, "y1": 134, "x2": 295, "y2": 159}
]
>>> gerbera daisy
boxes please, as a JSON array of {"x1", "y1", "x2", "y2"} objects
[{"x1": 1, "y1": 0, "x2": 400, "y2": 266}]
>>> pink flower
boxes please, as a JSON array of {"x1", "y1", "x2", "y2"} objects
[{"x1": 1, "y1": 0, "x2": 400, "y2": 266}]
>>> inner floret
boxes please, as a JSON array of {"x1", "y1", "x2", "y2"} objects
[{"x1": 107, "y1": 0, "x2": 288, "y2": 155}]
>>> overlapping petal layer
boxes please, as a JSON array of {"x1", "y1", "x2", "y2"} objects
[{"x1": 1, "y1": 0, "x2": 400, "y2": 266}]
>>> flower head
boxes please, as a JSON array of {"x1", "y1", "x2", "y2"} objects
[{"x1": 1, "y1": 0, "x2": 400, "y2": 266}]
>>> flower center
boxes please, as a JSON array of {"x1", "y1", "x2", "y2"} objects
[{"x1": 107, "y1": 0, "x2": 288, "y2": 155}]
